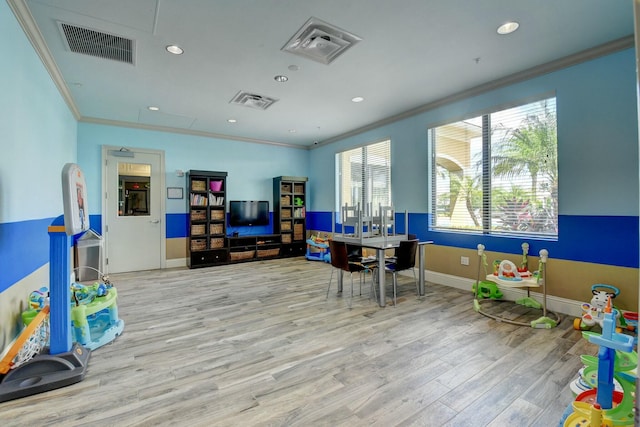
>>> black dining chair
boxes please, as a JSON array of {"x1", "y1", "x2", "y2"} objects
[
  {"x1": 384, "y1": 239, "x2": 418, "y2": 306},
  {"x1": 326, "y1": 240, "x2": 370, "y2": 307}
]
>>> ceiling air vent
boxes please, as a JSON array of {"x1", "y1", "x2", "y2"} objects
[
  {"x1": 58, "y1": 22, "x2": 134, "y2": 64},
  {"x1": 282, "y1": 17, "x2": 361, "y2": 65},
  {"x1": 229, "y1": 91, "x2": 278, "y2": 110}
]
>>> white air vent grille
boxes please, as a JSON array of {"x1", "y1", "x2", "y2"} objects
[
  {"x1": 59, "y1": 22, "x2": 133, "y2": 64},
  {"x1": 230, "y1": 91, "x2": 278, "y2": 110},
  {"x1": 282, "y1": 17, "x2": 361, "y2": 65}
]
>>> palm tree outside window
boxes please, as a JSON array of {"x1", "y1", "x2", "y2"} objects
[{"x1": 429, "y1": 96, "x2": 558, "y2": 237}]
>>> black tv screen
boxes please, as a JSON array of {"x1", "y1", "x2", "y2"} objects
[{"x1": 229, "y1": 201, "x2": 269, "y2": 226}]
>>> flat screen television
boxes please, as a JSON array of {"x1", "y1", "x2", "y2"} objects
[{"x1": 229, "y1": 200, "x2": 270, "y2": 226}]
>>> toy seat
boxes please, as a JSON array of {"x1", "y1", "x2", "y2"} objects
[{"x1": 71, "y1": 285, "x2": 124, "y2": 351}]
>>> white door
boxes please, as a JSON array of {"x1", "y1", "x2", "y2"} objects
[{"x1": 103, "y1": 147, "x2": 165, "y2": 273}]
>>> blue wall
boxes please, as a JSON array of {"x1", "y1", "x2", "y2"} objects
[
  {"x1": 0, "y1": 1, "x2": 77, "y2": 293},
  {"x1": 307, "y1": 48, "x2": 639, "y2": 268},
  {"x1": 76, "y1": 123, "x2": 310, "y2": 236},
  {"x1": 2, "y1": 0, "x2": 638, "y2": 295}
]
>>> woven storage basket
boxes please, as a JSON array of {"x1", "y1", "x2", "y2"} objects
[
  {"x1": 294, "y1": 184, "x2": 304, "y2": 194},
  {"x1": 191, "y1": 210, "x2": 206, "y2": 221},
  {"x1": 191, "y1": 180, "x2": 206, "y2": 191},
  {"x1": 210, "y1": 238, "x2": 225, "y2": 248},
  {"x1": 281, "y1": 221, "x2": 292, "y2": 231},
  {"x1": 191, "y1": 224, "x2": 205, "y2": 235},
  {"x1": 281, "y1": 195, "x2": 291, "y2": 205},
  {"x1": 211, "y1": 210, "x2": 225, "y2": 221},
  {"x1": 230, "y1": 250, "x2": 255, "y2": 261},
  {"x1": 281, "y1": 209, "x2": 291, "y2": 218},
  {"x1": 281, "y1": 234, "x2": 292, "y2": 244},
  {"x1": 257, "y1": 248, "x2": 280, "y2": 258},
  {"x1": 191, "y1": 239, "x2": 206, "y2": 251},
  {"x1": 281, "y1": 183, "x2": 292, "y2": 193},
  {"x1": 210, "y1": 223, "x2": 224, "y2": 235},
  {"x1": 294, "y1": 224, "x2": 304, "y2": 240}
]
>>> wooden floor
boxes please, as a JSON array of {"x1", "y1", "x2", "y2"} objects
[{"x1": 1, "y1": 257, "x2": 595, "y2": 426}]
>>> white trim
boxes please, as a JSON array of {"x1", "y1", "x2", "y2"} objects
[
  {"x1": 319, "y1": 36, "x2": 633, "y2": 146},
  {"x1": 101, "y1": 145, "x2": 166, "y2": 272},
  {"x1": 418, "y1": 269, "x2": 583, "y2": 318},
  {"x1": 166, "y1": 258, "x2": 187, "y2": 269},
  {"x1": 9, "y1": 0, "x2": 631, "y2": 150}
]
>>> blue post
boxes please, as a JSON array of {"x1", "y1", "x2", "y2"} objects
[
  {"x1": 48, "y1": 215, "x2": 72, "y2": 355},
  {"x1": 589, "y1": 304, "x2": 634, "y2": 410}
]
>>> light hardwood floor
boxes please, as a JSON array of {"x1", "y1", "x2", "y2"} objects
[{"x1": 1, "y1": 257, "x2": 595, "y2": 426}]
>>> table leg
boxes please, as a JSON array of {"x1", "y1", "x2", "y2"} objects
[
  {"x1": 337, "y1": 270, "x2": 343, "y2": 293},
  {"x1": 377, "y1": 247, "x2": 386, "y2": 307},
  {"x1": 418, "y1": 244, "x2": 425, "y2": 296}
]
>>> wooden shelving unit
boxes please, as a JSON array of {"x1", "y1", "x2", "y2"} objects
[
  {"x1": 273, "y1": 176, "x2": 308, "y2": 257},
  {"x1": 187, "y1": 170, "x2": 228, "y2": 268},
  {"x1": 228, "y1": 234, "x2": 281, "y2": 263}
]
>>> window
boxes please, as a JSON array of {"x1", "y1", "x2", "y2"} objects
[
  {"x1": 336, "y1": 139, "x2": 391, "y2": 217},
  {"x1": 430, "y1": 96, "x2": 557, "y2": 237}
]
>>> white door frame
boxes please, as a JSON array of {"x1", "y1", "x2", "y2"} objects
[{"x1": 101, "y1": 145, "x2": 167, "y2": 273}]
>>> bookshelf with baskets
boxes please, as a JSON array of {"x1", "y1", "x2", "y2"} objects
[
  {"x1": 187, "y1": 170, "x2": 228, "y2": 268},
  {"x1": 273, "y1": 176, "x2": 308, "y2": 257},
  {"x1": 228, "y1": 234, "x2": 282, "y2": 263}
]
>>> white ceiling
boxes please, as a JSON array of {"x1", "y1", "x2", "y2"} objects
[{"x1": 11, "y1": 0, "x2": 635, "y2": 148}]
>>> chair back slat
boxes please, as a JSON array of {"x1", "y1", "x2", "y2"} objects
[
  {"x1": 394, "y1": 239, "x2": 418, "y2": 271},
  {"x1": 329, "y1": 240, "x2": 350, "y2": 272}
]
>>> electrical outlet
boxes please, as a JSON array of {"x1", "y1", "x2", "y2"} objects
[{"x1": 460, "y1": 256, "x2": 470, "y2": 266}]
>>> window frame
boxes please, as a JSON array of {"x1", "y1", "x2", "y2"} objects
[
  {"x1": 335, "y1": 138, "x2": 392, "y2": 221},
  {"x1": 429, "y1": 94, "x2": 558, "y2": 239}
]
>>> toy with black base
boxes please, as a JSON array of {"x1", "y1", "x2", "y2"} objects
[{"x1": 0, "y1": 164, "x2": 93, "y2": 402}]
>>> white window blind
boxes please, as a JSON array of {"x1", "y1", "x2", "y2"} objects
[
  {"x1": 430, "y1": 97, "x2": 558, "y2": 237},
  {"x1": 336, "y1": 139, "x2": 391, "y2": 217}
]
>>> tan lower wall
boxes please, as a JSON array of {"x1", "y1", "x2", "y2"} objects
[
  {"x1": 425, "y1": 244, "x2": 639, "y2": 312},
  {"x1": 308, "y1": 230, "x2": 639, "y2": 312},
  {"x1": 0, "y1": 265, "x2": 49, "y2": 355},
  {"x1": 167, "y1": 237, "x2": 187, "y2": 260}
]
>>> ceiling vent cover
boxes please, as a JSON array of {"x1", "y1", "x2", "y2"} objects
[
  {"x1": 58, "y1": 22, "x2": 134, "y2": 64},
  {"x1": 230, "y1": 91, "x2": 278, "y2": 110},
  {"x1": 282, "y1": 17, "x2": 361, "y2": 65}
]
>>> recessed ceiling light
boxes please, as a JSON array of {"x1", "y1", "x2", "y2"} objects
[
  {"x1": 274, "y1": 75, "x2": 289, "y2": 83},
  {"x1": 351, "y1": 96, "x2": 364, "y2": 103},
  {"x1": 227, "y1": 118, "x2": 237, "y2": 123},
  {"x1": 288, "y1": 129, "x2": 296, "y2": 133},
  {"x1": 497, "y1": 21, "x2": 519, "y2": 35},
  {"x1": 288, "y1": 65, "x2": 300, "y2": 71},
  {"x1": 148, "y1": 106, "x2": 159, "y2": 111},
  {"x1": 166, "y1": 45, "x2": 184, "y2": 55}
]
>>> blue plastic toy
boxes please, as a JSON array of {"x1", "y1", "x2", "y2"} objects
[
  {"x1": 22, "y1": 280, "x2": 124, "y2": 352},
  {"x1": 306, "y1": 236, "x2": 330, "y2": 262}
]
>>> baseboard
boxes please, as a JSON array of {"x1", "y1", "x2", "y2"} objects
[
  {"x1": 166, "y1": 258, "x2": 187, "y2": 269},
  {"x1": 422, "y1": 270, "x2": 583, "y2": 318},
  {"x1": 159, "y1": 260, "x2": 584, "y2": 318}
]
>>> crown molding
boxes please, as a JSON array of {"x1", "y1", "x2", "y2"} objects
[
  {"x1": 8, "y1": 0, "x2": 81, "y2": 120},
  {"x1": 79, "y1": 116, "x2": 309, "y2": 150},
  {"x1": 318, "y1": 35, "x2": 635, "y2": 146},
  {"x1": 10, "y1": 0, "x2": 632, "y2": 151}
]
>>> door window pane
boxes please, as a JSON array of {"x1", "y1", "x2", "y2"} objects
[{"x1": 118, "y1": 162, "x2": 151, "y2": 216}]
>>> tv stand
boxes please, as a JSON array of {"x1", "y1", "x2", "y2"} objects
[{"x1": 228, "y1": 234, "x2": 281, "y2": 263}]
